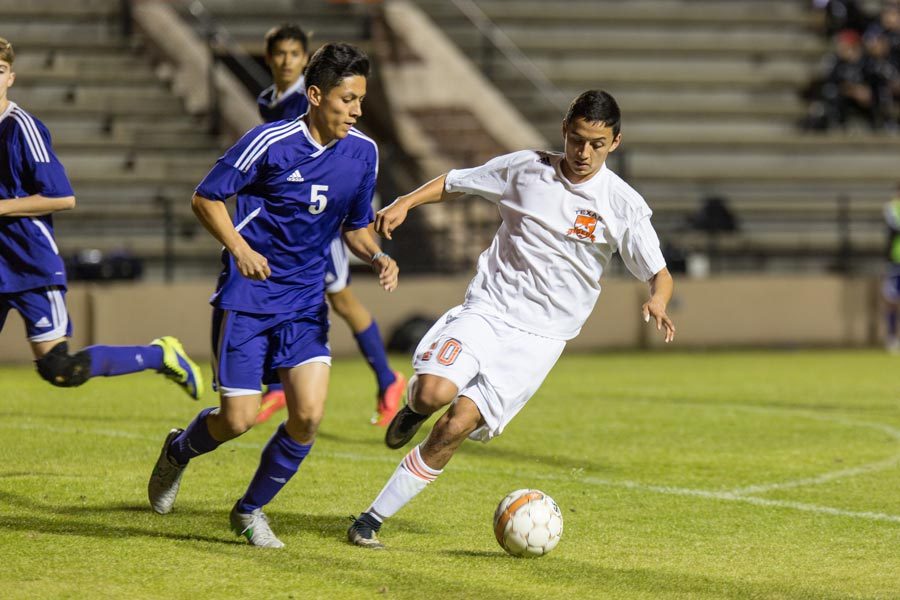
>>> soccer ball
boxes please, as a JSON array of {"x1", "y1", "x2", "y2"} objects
[{"x1": 493, "y1": 489, "x2": 563, "y2": 557}]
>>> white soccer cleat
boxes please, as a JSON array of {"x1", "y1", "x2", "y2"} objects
[
  {"x1": 148, "y1": 429, "x2": 186, "y2": 515},
  {"x1": 230, "y1": 503, "x2": 285, "y2": 548}
]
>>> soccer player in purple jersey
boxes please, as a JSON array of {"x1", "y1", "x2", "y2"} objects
[
  {"x1": 147, "y1": 43, "x2": 399, "y2": 548},
  {"x1": 0, "y1": 38, "x2": 203, "y2": 398},
  {"x1": 254, "y1": 24, "x2": 405, "y2": 427}
]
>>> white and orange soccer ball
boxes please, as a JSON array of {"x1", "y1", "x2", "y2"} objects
[{"x1": 493, "y1": 489, "x2": 563, "y2": 557}]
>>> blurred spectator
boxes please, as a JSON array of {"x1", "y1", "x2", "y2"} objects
[
  {"x1": 804, "y1": 2, "x2": 900, "y2": 131},
  {"x1": 802, "y1": 30, "x2": 881, "y2": 130},
  {"x1": 812, "y1": 0, "x2": 870, "y2": 36},
  {"x1": 863, "y1": 30, "x2": 900, "y2": 128}
]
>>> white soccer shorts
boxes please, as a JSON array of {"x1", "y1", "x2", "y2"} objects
[{"x1": 412, "y1": 305, "x2": 565, "y2": 442}]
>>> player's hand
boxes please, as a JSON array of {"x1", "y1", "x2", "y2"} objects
[
  {"x1": 642, "y1": 299, "x2": 675, "y2": 343},
  {"x1": 372, "y1": 254, "x2": 399, "y2": 292},
  {"x1": 375, "y1": 200, "x2": 409, "y2": 240},
  {"x1": 233, "y1": 246, "x2": 271, "y2": 281}
]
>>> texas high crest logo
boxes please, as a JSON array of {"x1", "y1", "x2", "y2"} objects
[{"x1": 566, "y1": 209, "x2": 602, "y2": 242}]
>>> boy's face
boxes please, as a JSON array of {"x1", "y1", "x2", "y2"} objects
[
  {"x1": 561, "y1": 117, "x2": 621, "y2": 184},
  {"x1": 265, "y1": 39, "x2": 308, "y2": 89},
  {"x1": 308, "y1": 75, "x2": 366, "y2": 141},
  {"x1": 0, "y1": 59, "x2": 14, "y2": 103}
]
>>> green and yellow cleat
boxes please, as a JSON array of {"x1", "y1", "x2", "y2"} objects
[{"x1": 151, "y1": 336, "x2": 204, "y2": 400}]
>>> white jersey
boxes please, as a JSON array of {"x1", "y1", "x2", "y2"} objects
[{"x1": 444, "y1": 150, "x2": 666, "y2": 340}]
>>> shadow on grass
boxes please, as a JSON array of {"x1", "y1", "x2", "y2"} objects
[{"x1": 0, "y1": 490, "x2": 238, "y2": 545}]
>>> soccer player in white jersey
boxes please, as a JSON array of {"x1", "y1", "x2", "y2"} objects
[
  {"x1": 348, "y1": 90, "x2": 675, "y2": 548},
  {"x1": 0, "y1": 37, "x2": 203, "y2": 398},
  {"x1": 147, "y1": 43, "x2": 398, "y2": 548}
]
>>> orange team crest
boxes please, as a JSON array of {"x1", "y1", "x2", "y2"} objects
[{"x1": 566, "y1": 209, "x2": 602, "y2": 242}]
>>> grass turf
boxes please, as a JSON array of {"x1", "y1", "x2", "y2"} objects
[{"x1": 1, "y1": 350, "x2": 899, "y2": 599}]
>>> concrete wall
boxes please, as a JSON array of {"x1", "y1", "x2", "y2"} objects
[{"x1": 0, "y1": 275, "x2": 881, "y2": 364}]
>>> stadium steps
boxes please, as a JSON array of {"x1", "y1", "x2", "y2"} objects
[
  {"x1": 409, "y1": 0, "x2": 899, "y2": 271},
  {"x1": 1, "y1": 0, "x2": 230, "y2": 278}
]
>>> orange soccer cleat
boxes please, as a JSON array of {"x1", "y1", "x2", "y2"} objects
[
  {"x1": 371, "y1": 371, "x2": 406, "y2": 427},
  {"x1": 255, "y1": 388, "x2": 287, "y2": 425}
]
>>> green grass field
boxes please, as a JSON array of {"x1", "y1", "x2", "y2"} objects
[{"x1": 1, "y1": 350, "x2": 899, "y2": 599}]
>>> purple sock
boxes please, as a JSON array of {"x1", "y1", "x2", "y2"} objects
[
  {"x1": 354, "y1": 321, "x2": 395, "y2": 393},
  {"x1": 888, "y1": 310, "x2": 898, "y2": 337},
  {"x1": 85, "y1": 345, "x2": 164, "y2": 377},
  {"x1": 167, "y1": 407, "x2": 222, "y2": 466},
  {"x1": 236, "y1": 423, "x2": 311, "y2": 513}
]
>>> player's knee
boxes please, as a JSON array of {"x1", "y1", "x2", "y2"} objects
[
  {"x1": 34, "y1": 342, "x2": 91, "y2": 388},
  {"x1": 285, "y1": 415, "x2": 320, "y2": 444},
  {"x1": 411, "y1": 376, "x2": 456, "y2": 414},
  {"x1": 217, "y1": 409, "x2": 256, "y2": 438}
]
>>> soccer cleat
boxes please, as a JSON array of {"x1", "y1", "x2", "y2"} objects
[
  {"x1": 151, "y1": 336, "x2": 204, "y2": 400},
  {"x1": 347, "y1": 514, "x2": 385, "y2": 549},
  {"x1": 255, "y1": 388, "x2": 287, "y2": 424},
  {"x1": 230, "y1": 503, "x2": 285, "y2": 548},
  {"x1": 371, "y1": 371, "x2": 406, "y2": 427},
  {"x1": 148, "y1": 428, "x2": 187, "y2": 515},
  {"x1": 384, "y1": 405, "x2": 429, "y2": 449}
]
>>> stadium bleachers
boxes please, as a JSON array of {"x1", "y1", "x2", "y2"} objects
[
  {"x1": 3, "y1": 0, "x2": 897, "y2": 276},
  {"x1": 410, "y1": 0, "x2": 900, "y2": 271},
  {"x1": 1, "y1": 0, "x2": 224, "y2": 277}
]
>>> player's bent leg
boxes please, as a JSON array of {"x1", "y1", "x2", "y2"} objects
[
  {"x1": 349, "y1": 398, "x2": 482, "y2": 549},
  {"x1": 385, "y1": 374, "x2": 456, "y2": 449},
  {"x1": 328, "y1": 288, "x2": 401, "y2": 423},
  {"x1": 33, "y1": 340, "x2": 91, "y2": 387},
  {"x1": 326, "y1": 287, "x2": 373, "y2": 333},
  {"x1": 418, "y1": 396, "x2": 484, "y2": 470},
  {"x1": 149, "y1": 395, "x2": 259, "y2": 515},
  {"x1": 231, "y1": 363, "x2": 327, "y2": 547},
  {"x1": 206, "y1": 394, "x2": 261, "y2": 441}
]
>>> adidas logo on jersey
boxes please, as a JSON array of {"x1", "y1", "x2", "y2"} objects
[
  {"x1": 34, "y1": 317, "x2": 52, "y2": 328},
  {"x1": 287, "y1": 170, "x2": 305, "y2": 182}
]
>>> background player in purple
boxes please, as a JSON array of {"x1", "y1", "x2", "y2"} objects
[
  {"x1": 0, "y1": 37, "x2": 203, "y2": 398},
  {"x1": 147, "y1": 43, "x2": 399, "y2": 548},
  {"x1": 254, "y1": 24, "x2": 405, "y2": 427}
]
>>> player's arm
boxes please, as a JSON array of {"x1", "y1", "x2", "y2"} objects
[
  {"x1": 642, "y1": 267, "x2": 675, "y2": 343},
  {"x1": 343, "y1": 224, "x2": 399, "y2": 292},
  {"x1": 0, "y1": 194, "x2": 75, "y2": 217},
  {"x1": 375, "y1": 174, "x2": 463, "y2": 240},
  {"x1": 191, "y1": 192, "x2": 271, "y2": 280}
]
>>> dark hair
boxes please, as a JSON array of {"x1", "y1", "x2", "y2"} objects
[
  {"x1": 264, "y1": 24, "x2": 309, "y2": 55},
  {"x1": 305, "y1": 42, "x2": 370, "y2": 95},
  {"x1": 564, "y1": 90, "x2": 621, "y2": 137},
  {"x1": 0, "y1": 37, "x2": 14, "y2": 65}
]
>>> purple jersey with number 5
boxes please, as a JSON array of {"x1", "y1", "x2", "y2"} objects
[{"x1": 195, "y1": 119, "x2": 377, "y2": 314}]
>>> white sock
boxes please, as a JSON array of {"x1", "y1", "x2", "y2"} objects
[{"x1": 368, "y1": 444, "x2": 442, "y2": 521}]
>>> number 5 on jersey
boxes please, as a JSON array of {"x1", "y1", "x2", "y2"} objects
[{"x1": 310, "y1": 184, "x2": 328, "y2": 214}]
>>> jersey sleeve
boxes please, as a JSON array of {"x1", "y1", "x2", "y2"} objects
[
  {"x1": 619, "y1": 210, "x2": 667, "y2": 282},
  {"x1": 18, "y1": 122, "x2": 74, "y2": 198},
  {"x1": 444, "y1": 151, "x2": 522, "y2": 203},
  {"x1": 344, "y1": 155, "x2": 377, "y2": 231},
  {"x1": 195, "y1": 124, "x2": 270, "y2": 200}
]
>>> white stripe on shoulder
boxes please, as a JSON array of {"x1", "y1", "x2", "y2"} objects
[
  {"x1": 348, "y1": 128, "x2": 379, "y2": 175},
  {"x1": 234, "y1": 120, "x2": 304, "y2": 172},
  {"x1": 11, "y1": 109, "x2": 50, "y2": 163}
]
